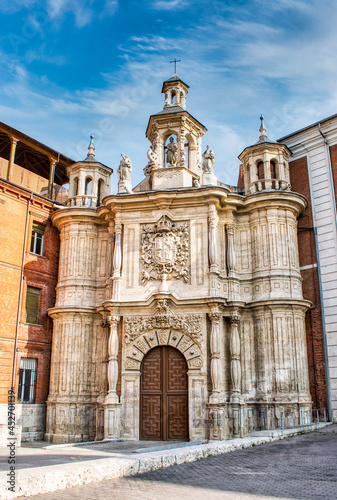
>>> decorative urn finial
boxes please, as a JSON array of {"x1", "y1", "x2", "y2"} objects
[
  {"x1": 259, "y1": 114, "x2": 268, "y2": 140},
  {"x1": 85, "y1": 134, "x2": 95, "y2": 160}
]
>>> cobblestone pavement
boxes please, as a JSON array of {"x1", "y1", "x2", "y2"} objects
[{"x1": 29, "y1": 426, "x2": 337, "y2": 500}]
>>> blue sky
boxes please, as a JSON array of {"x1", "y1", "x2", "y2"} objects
[{"x1": 1, "y1": 0, "x2": 337, "y2": 191}]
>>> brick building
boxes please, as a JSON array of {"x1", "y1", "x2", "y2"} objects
[
  {"x1": 279, "y1": 117, "x2": 337, "y2": 422},
  {"x1": 0, "y1": 122, "x2": 73, "y2": 442}
]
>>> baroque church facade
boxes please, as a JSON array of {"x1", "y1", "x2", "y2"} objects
[{"x1": 45, "y1": 74, "x2": 312, "y2": 443}]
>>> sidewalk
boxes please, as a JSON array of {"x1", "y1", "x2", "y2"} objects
[{"x1": 0, "y1": 423, "x2": 332, "y2": 500}]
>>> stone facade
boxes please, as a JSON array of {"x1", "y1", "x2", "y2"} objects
[{"x1": 46, "y1": 75, "x2": 312, "y2": 443}]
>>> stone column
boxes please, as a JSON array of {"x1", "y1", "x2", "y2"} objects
[
  {"x1": 158, "y1": 136, "x2": 165, "y2": 168},
  {"x1": 91, "y1": 177, "x2": 98, "y2": 207},
  {"x1": 97, "y1": 319, "x2": 109, "y2": 405},
  {"x1": 7, "y1": 136, "x2": 18, "y2": 182},
  {"x1": 208, "y1": 205, "x2": 219, "y2": 273},
  {"x1": 230, "y1": 313, "x2": 241, "y2": 402},
  {"x1": 264, "y1": 152, "x2": 272, "y2": 190},
  {"x1": 179, "y1": 125, "x2": 186, "y2": 168},
  {"x1": 112, "y1": 221, "x2": 122, "y2": 301},
  {"x1": 226, "y1": 223, "x2": 236, "y2": 276},
  {"x1": 104, "y1": 315, "x2": 121, "y2": 439},
  {"x1": 105, "y1": 222, "x2": 114, "y2": 299},
  {"x1": 208, "y1": 309, "x2": 222, "y2": 403},
  {"x1": 48, "y1": 158, "x2": 57, "y2": 199},
  {"x1": 77, "y1": 171, "x2": 85, "y2": 205},
  {"x1": 105, "y1": 315, "x2": 119, "y2": 404}
]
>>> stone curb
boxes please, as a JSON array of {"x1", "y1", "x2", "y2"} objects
[{"x1": 0, "y1": 423, "x2": 331, "y2": 500}]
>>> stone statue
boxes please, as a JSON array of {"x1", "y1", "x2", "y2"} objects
[
  {"x1": 117, "y1": 154, "x2": 133, "y2": 194},
  {"x1": 166, "y1": 137, "x2": 178, "y2": 166},
  {"x1": 117, "y1": 154, "x2": 132, "y2": 182},
  {"x1": 202, "y1": 145, "x2": 215, "y2": 173},
  {"x1": 147, "y1": 146, "x2": 159, "y2": 169}
]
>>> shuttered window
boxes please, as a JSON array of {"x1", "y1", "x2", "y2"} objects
[
  {"x1": 25, "y1": 286, "x2": 41, "y2": 324},
  {"x1": 30, "y1": 223, "x2": 45, "y2": 256},
  {"x1": 18, "y1": 358, "x2": 37, "y2": 403}
]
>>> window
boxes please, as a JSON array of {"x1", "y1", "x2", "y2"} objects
[
  {"x1": 30, "y1": 223, "x2": 45, "y2": 256},
  {"x1": 18, "y1": 358, "x2": 37, "y2": 403},
  {"x1": 25, "y1": 286, "x2": 41, "y2": 324},
  {"x1": 257, "y1": 161, "x2": 264, "y2": 179},
  {"x1": 97, "y1": 179, "x2": 104, "y2": 205},
  {"x1": 74, "y1": 177, "x2": 78, "y2": 196},
  {"x1": 85, "y1": 177, "x2": 92, "y2": 195}
]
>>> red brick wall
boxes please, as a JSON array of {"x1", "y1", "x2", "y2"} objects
[
  {"x1": 289, "y1": 156, "x2": 327, "y2": 410},
  {"x1": 0, "y1": 181, "x2": 60, "y2": 405}
]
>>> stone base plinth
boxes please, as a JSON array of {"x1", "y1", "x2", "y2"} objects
[
  {"x1": 152, "y1": 166, "x2": 197, "y2": 189},
  {"x1": 202, "y1": 172, "x2": 217, "y2": 186},
  {"x1": 104, "y1": 403, "x2": 122, "y2": 439}
]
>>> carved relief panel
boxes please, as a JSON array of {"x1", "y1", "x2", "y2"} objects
[
  {"x1": 140, "y1": 215, "x2": 190, "y2": 284},
  {"x1": 123, "y1": 300, "x2": 203, "y2": 371}
]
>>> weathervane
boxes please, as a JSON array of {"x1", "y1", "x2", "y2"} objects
[{"x1": 170, "y1": 58, "x2": 181, "y2": 73}]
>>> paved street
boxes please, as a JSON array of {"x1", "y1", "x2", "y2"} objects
[{"x1": 29, "y1": 426, "x2": 337, "y2": 500}]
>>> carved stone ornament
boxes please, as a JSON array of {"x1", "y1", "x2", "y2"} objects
[
  {"x1": 124, "y1": 300, "x2": 202, "y2": 344},
  {"x1": 156, "y1": 170, "x2": 180, "y2": 180},
  {"x1": 140, "y1": 216, "x2": 190, "y2": 283}
]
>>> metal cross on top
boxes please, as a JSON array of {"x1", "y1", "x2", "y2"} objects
[{"x1": 170, "y1": 58, "x2": 181, "y2": 74}]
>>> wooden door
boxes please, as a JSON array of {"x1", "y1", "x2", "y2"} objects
[{"x1": 140, "y1": 346, "x2": 188, "y2": 441}]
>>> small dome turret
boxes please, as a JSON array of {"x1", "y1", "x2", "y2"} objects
[
  {"x1": 66, "y1": 135, "x2": 113, "y2": 208},
  {"x1": 238, "y1": 116, "x2": 292, "y2": 194}
]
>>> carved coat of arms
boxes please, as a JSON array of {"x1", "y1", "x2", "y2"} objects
[{"x1": 140, "y1": 216, "x2": 190, "y2": 283}]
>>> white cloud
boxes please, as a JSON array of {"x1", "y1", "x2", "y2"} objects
[
  {"x1": 25, "y1": 45, "x2": 67, "y2": 65},
  {"x1": 47, "y1": 0, "x2": 93, "y2": 27},
  {"x1": 151, "y1": 0, "x2": 190, "y2": 10},
  {"x1": 0, "y1": 0, "x2": 38, "y2": 13},
  {"x1": 0, "y1": 0, "x2": 119, "y2": 27},
  {"x1": 103, "y1": 0, "x2": 118, "y2": 15},
  {"x1": 46, "y1": 0, "x2": 119, "y2": 27}
]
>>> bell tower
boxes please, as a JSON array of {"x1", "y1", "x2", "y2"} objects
[
  {"x1": 144, "y1": 73, "x2": 207, "y2": 190},
  {"x1": 238, "y1": 116, "x2": 291, "y2": 194},
  {"x1": 66, "y1": 135, "x2": 112, "y2": 207}
]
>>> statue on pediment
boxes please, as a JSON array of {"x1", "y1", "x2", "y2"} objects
[
  {"x1": 166, "y1": 137, "x2": 178, "y2": 167},
  {"x1": 202, "y1": 145, "x2": 215, "y2": 173},
  {"x1": 117, "y1": 154, "x2": 133, "y2": 194}
]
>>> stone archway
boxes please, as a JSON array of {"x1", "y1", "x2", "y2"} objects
[{"x1": 140, "y1": 346, "x2": 188, "y2": 441}]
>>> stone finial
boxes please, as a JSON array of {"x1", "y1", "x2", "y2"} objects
[
  {"x1": 259, "y1": 115, "x2": 268, "y2": 140},
  {"x1": 85, "y1": 134, "x2": 95, "y2": 160}
]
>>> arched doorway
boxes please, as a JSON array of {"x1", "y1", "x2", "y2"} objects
[{"x1": 140, "y1": 346, "x2": 189, "y2": 441}]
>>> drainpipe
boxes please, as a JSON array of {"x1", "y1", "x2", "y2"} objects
[
  {"x1": 315, "y1": 123, "x2": 336, "y2": 422},
  {"x1": 11, "y1": 192, "x2": 33, "y2": 392}
]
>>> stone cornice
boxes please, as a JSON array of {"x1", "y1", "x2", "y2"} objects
[
  {"x1": 241, "y1": 190, "x2": 307, "y2": 215},
  {"x1": 281, "y1": 118, "x2": 337, "y2": 158},
  {"x1": 51, "y1": 207, "x2": 106, "y2": 229},
  {"x1": 238, "y1": 141, "x2": 291, "y2": 163},
  {"x1": 243, "y1": 298, "x2": 311, "y2": 309},
  {"x1": 146, "y1": 109, "x2": 207, "y2": 138},
  {"x1": 48, "y1": 306, "x2": 99, "y2": 318},
  {"x1": 101, "y1": 293, "x2": 228, "y2": 312},
  {"x1": 100, "y1": 186, "x2": 243, "y2": 216},
  {"x1": 0, "y1": 179, "x2": 55, "y2": 209}
]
